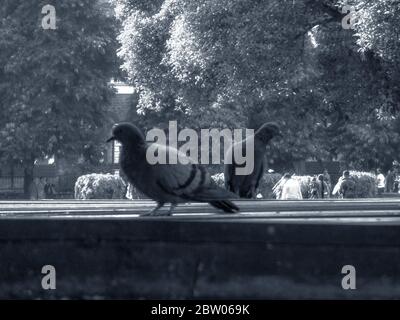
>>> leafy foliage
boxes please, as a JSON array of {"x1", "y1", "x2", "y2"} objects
[
  {"x1": 117, "y1": 0, "x2": 400, "y2": 172},
  {"x1": 74, "y1": 173, "x2": 127, "y2": 199},
  {"x1": 349, "y1": 170, "x2": 377, "y2": 198},
  {"x1": 345, "y1": 0, "x2": 400, "y2": 100},
  {"x1": 0, "y1": 0, "x2": 120, "y2": 196}
]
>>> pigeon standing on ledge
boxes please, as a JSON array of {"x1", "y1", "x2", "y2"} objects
[
  {"x1": 224, "y1": 122, "x2": 282, "y2": 199},
  {"x1": 107, "y1": 122, "x2": 240, "y2": 216}
]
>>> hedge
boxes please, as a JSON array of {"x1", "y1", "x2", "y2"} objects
[
  {"x1": 348, "y1": 170, "x2": 377, "y2": 198},
  {"x1": 74, "y1": 171, "x2": 378, "y2": 200},
  {"x1": 211, "y1": 172, "x2": 283, "y2": 199},
  {"x1": 212, "y1": 171, "x2": 377, "y2": 199},
  {"x1": 74, "y1": 173, "x2": 128, "y2": 200}
]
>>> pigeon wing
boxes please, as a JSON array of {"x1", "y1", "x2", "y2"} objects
[{"x1": 153, "y1": 146, "x2": 237, "y2": 201}]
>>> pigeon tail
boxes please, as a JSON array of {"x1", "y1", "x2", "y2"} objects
[
  {"x1": 186, "y1": 184, "x2": 239, "y2": 201},
  {"x1": 209, "y1": 200, "x2": 239, "y2": 213},
  {"x1": 179, "y1": 184, "x2": 240, "y2": 213}
]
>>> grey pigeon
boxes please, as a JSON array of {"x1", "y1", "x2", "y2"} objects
[
  {"x1": 224, "y1": 122, "x2": 281, "y2": 199},
  {"x1": 107, "y1": 123, "x2": 240, "y2": 216}
]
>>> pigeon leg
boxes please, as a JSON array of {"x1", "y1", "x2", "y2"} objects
[
  {"x1": 250, "y1": 186, "x2": 257, "y2": 199},
  {"x1": 147, "y1": 203, "x2": 176, "y2": 216},
  {"x1": 140, "y1": 202, "x2": 165, "y2": 216},
  {"x1": 150, "y1": 203, "x2": 176, "y2": 217},
  {"x1": 166, "y1": 203, "x2": 177, "y2": 215}
]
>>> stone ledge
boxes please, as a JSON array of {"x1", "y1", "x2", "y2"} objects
[{"x1": 0, "y1": 214, "x2": 399, "y2": 299}]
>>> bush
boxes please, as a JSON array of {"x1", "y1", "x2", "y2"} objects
[
  {"x1": 212, "y1": 171, "x2": 377, "y2": 199},
  {"x1": 125, "y1": 182, "x2": 143, "y2": 200},
  {"x1": 211, "y1": 172, "x2": 283, "y2": 199},
  {"x1": 259, "y1": 173, "x2": 283, "y2": 199},
  {"x1": 350, "y1": 171, "x2": 377, "y2": 198},
  {"x1": 331, "y1": 171, "x2": 377, "y2": 198},
  {"x1": 211, "y1": 172, "x2": 225, "y2": 188},
  {"x1": 290, "y1": 173, "x2": 377, "y2": 199},
  {"x1": 74, "y1": 173, "x2": 128, "y2": 199},
  {"x1": 287, "y1": 173, "x2": 377, "y2": 199}
]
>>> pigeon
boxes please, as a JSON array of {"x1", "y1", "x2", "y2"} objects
[
  {"x1": 224, "y1": 122, "x2": 281, "y2": 199},
  {"x1": 107, "y1": 123, "x2": 240, "y2": 216}
]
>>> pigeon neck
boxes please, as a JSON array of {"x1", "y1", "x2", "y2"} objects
[
  {"x1": 254, "y1": 132, "x2": 272, "y2": 145},
  {"x1": 122, "y1": 141, "x2": 146, "y2": 156}
]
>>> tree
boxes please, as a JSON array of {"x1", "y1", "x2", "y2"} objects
[
  {"x1": 345, "y1": 0, "x2": 400, "y2": 114},
  {"x1": 328, "y1": 0, "x2": 400, "y2": 169},
  {"x1": 116, "y1": 0, "x2": 332, "y2": 157},
  {"x1": 116, "y1": 0, "x2": 400, "y2": 171},
  {"x1": 0, "y1": 0, "x2": 120, "y2": 197}
]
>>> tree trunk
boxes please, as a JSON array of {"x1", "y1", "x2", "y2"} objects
[{"x1": 23, "y1": 158, "x2": 35, "y2": 199}]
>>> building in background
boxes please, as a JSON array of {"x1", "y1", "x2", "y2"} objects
[{"x1": 105, "y1": 81, "x2": 138, "y2": 168}]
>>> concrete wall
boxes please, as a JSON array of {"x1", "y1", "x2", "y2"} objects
[{"x1": 0, "y1": 217, "x2": 399, "y2": 299}]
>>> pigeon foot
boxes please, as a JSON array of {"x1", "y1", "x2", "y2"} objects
[
  {"x1": 140, "y1": 203, "x2": 176, "y2": 217},
  {"x1": 140, "y1": 202, "x2": 165, "y2": 216}
]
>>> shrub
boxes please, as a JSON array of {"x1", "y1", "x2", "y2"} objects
[
  {"x1": 213, "y1": 171, "x2": 377, "y2": 199},
  {"x1": 125, "y1": 182, "x2": 143, "y2": 200},
  {"x1": 259, "y1": 173, "x2": 283, "y2": 199},
  {"x1": 211, "y1": 172, "x2": 284, "y2": 199},
  {"x1": 331, "y1": 171, "x2": 377, "y2": 198},
  {"x1": 350, "y1": 171, "x2": 377, "y2": 198},
  {"x1": 75, "y1": 173, "x2": 128, "y2": 199},
  {"x1": 287, "y1": 173, "x2": 377, "y2": 199},
  {"x1": 211, "y1": 172, "x2": 225, "y2": 188}
]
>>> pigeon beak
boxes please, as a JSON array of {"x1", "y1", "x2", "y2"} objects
[{"x1": 106, "y1": 136, "x2": 115, "y2": 143}]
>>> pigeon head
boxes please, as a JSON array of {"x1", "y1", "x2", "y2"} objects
[
  {"x1": 107, "y1": 123, "x2": 145, "y2": 146},
  {"x1": 254, "y1": 122, "x2": 282, "y2": 143}
]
